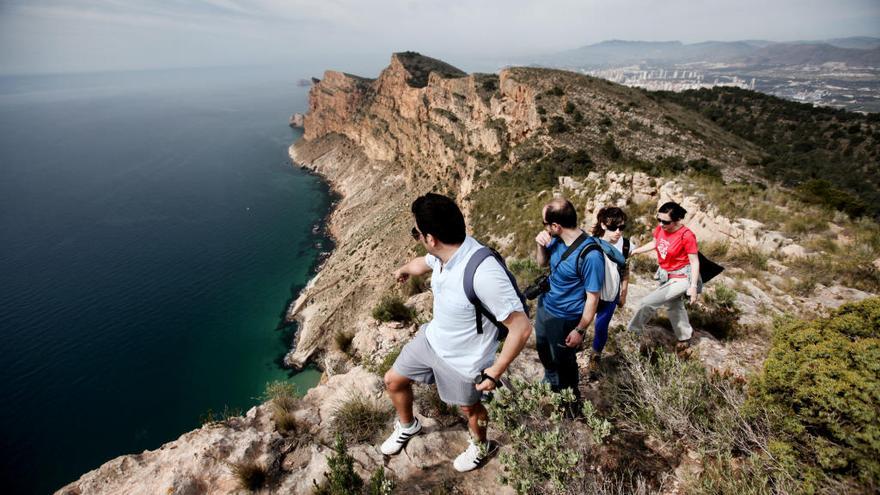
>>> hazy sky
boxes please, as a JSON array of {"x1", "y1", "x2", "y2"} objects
[{"x1": 1, "y1": 0, "x2": 879, "y2": 75}]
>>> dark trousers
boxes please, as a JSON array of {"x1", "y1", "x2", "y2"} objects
[{"x1": 535, "y1": 304, "x2": 581, "y2": 402}]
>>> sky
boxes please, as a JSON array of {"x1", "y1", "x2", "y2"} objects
[{"x1": 1, "y1": 0, "x2": 879, "y2": 75}]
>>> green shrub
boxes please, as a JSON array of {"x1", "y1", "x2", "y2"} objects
[
  {"x1": 314, "y1": 434, "x2": 363, "y2": 495},
  {"x1": 546, "y1": 85, "x2": 565, "y2": 96},
  {"x1": 372, "y1": 295, "x2": 415, "y2": 323},
  {"x1": 747, "y1": 298, "x2": 880, "y2": 489},
  {"x1": 333, "y1": 331, "x2": 355, "y2": 356},
  {"x1": 265, "y1": 380, "x2": 301, "y2": 435},
  {"x1": 369, "y1": 345, "x2": 402, "y2": 377},
  {"x1": 548, "y1": 116, "x2": 569, "y2": 134},
  {"x1": 199, "y1": 405, "x2": 243, "y2": 426},
  {"x1": 402, "y1": 274, "x2": 427, "y2": 297},
  {"x1": 414, "y1": 383, "x2": 461, "y2": 426},
  {"x1": 330, "y1": 395, "x2": 391, "y2": 444},
  {"x1": 229, "y1": 460, "x2": 268, "y2": 492},
  {"x1": 603, "y1": 136, "x2": 621, "y2": 160},
  {"x1": 690, "y1": 283, "x2": 742, "y2": 339},
  {"x1": 563, "y1": 101, "x2": 576, "y2": 114},
  {"x1": 489, "y1": 378, "x2": 600, "y2": 494},
  {"x1": 366, "y1": 466, "x2": 395, "y2": 495}
]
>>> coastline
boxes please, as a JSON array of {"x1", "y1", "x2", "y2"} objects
[{"x1": 283, "y1": 140, "x2": 341, "y2": 365}]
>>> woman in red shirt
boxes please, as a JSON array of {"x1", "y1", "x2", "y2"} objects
[{"x1": 627, "y1": 201, "x2": 700, "y2": 353}]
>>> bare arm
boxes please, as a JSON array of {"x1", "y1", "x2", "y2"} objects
[
  {"x1": 686, "y1": 252, "x2": 700, "y2": 304},
  {"x1": 477, "y1": 311, "x2": 532, "y2": 391},
  {"x1": 564, "y1": 291, "x2": 600, "y2": 348},
  {"x1": 535, "y1": 231, "x2": 552, "y2": 267},
  {"x1": 393, "y1": 257, "x2": 431, "y2": 283},
  {"x1": 630, "y1": 240, "x2": 656, "y2": 256},
  {"x1": 619, "y1": 270, "x2": 630, "y2": 308}
]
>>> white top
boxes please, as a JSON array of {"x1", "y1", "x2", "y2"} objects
[
  {"x1": 423, "y1": 236, "x2": 525, "y2": 378},
  {"x1": 612, "y1": 236, "x2": 637, "y2": 256},
  {"x1": 600, "y1": 237, "x2": 636, "y2": 302}
]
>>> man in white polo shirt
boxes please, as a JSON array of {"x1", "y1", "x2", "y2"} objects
[{"x1": 380, "y1": 193, "x2": 533, "y2": 472}]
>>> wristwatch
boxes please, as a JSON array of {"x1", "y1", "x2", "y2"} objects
[
  {"x1": 473, "y1": 370, "x2": 501, "y2": 387},
  {"x1": 574, "y1": 327, "x2": 587, "y2": 336}
]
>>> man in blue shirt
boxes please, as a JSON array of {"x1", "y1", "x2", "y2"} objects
[{"x1": 535, "y1": 197, "x2": 605, "y2": 408}]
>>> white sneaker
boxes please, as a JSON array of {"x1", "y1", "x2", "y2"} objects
[
  {"x1": 379, "y1": 417, "x2": 422, "y2": 455},
  {"x1": 453, "y1": 438, "x2": 492, "y2": 472}
]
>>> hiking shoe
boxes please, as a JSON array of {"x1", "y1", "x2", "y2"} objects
[
  {"x1": 675, "y1": 339, "x2": 692, "y2": 358},
  {"x1": 587, "y1": 353, "x2": 602, "y2": 382},
  {"x1": 379, "y1": 417, "x2": 422, "y2": 455},
  {"x1": 453, "y1": 438, "x2": 493, "y2": 472}
]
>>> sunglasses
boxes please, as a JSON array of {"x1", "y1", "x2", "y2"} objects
[
  {"x1": 656, "y1": 218, "x2": 673, "y2": 225},
  {"x1": 606, "y1": 224, "x2": 626, "y2": 232},
  {"x1": 411, "y1": 227, "x2": 423, "y2": 240}
]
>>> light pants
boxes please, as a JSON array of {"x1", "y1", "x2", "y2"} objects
[{"x1": 628, "y1": 277, "x2": 693, "y2": 341}]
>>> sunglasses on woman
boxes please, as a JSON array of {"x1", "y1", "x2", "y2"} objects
[
  {"x1": 606, "y1": 224, "x2": 626, "y2": 232},
  {"x1": 656, "y1": 218, "x2": 673, "y2": 225},
  {"x1": 411, "y1": 227, "x2": 423, "y2": 240}
]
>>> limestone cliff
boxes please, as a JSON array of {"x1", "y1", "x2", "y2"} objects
[{"x1": 58, "y1": 52, "x2": 878, "y2": 494}]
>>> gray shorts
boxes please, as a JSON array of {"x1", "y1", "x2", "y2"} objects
[{"x1": 392, "y1": 327, "x2": 482, "y2": 406}]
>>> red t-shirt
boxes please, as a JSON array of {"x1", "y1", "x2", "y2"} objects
[{"x1": 654, "y1": 225, "x2": 698, "y2": 273}]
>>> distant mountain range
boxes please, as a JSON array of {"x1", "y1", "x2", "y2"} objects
[{"x1": 532, "y1": 37, "x2": 880, "y2": 68}]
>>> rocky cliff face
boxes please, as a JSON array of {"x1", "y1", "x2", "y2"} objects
[{"x1": 59, "y1": 52, "x2": 878, "y2": 494}]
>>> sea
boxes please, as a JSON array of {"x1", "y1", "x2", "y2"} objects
[{"x1": 0, "y1": 66, "x2": 330, "y2": 494}]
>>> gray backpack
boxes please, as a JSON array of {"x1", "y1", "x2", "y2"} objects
[{"x1": 463, "y1": 247, "x2": 529, "y2": 341}]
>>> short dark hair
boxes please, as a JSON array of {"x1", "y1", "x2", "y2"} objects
[
  {"x1": 545, "y1": 198, "x2": 578, "y2": 228},
  {"x1": 592, "y1": 206, "x2": 627, "y2": 236},
  {"x1": 658, "y1": 201, "x2": 688, "y2": 221},
  {"x1": 411, "y1": 193, "x2": 466, "y2": 245}
]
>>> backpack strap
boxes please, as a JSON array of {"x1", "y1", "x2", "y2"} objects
[
  {"x1": 463, "y1": 247, "x2": 528, "y2": 337},
  {"x1": 623, "y1": 238, "x2": 631, "y2": 259},
  {"x1": 575, "y1": 240, "x2": 603, "y2": 277},
  {"x1": 551, "y1": 232, "x2": 589, "y2": 273}
]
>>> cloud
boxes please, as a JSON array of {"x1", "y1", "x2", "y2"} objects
[{"x1": 1, "y1": 0, "x2": 879, "y2": 74}]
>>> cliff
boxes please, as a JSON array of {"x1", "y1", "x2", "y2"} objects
[{"x1": 58, "y1": 52, "x2": 879, "y2": 494}]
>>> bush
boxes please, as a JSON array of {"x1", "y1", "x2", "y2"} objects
[
  {"x1": 314, "y1": 434, "x2": 363, "y2": 495},
  {"x1": 747, "y1": 298, "x2": 880, "y2": 490},
  {"x1": 548, "y1": 116, "x2": 569, "y2": 134},
  {"x1": 546, "y1": 85, "x2": 565, "y2": 96},
  {"x1": 330, "y1": 394, "x2": 391, "y2": 444},
  {"x1": 603, "y1": 136, "x2": 621, "y2": 160},
  {"x1": 690, "y1": 283, "x2": 742, "y2": 339},
  {"x1": 563, "y1": 101, "x2": 576, "y2": 114},
  {"x1": 372, "y1": 295, "x2": 415, "y2": 323},
  {"x1": 402, "y1": 274, "x2": 427, "y2": 297},
  {"x1": 265, "y1": 380, "x2": 300, "y2": 435},
  {"x1": 414, "y1": 383, "x2": 461, "y2": 426},
  {"x1": 489, "y1": 378, "x2": 609, "y2": 494},
  {"x1": 229, "y1": 460, "x2": 268, "y2": 492},
  {"x1": 333, "y1": 331, "x2": 355, "y2": 356},
  {"x1": 369, "y1": 345, "x2": 402, "y2": 377},
  {"x1": 366, "y1": 466, "x2": 395, "y2": 495}
]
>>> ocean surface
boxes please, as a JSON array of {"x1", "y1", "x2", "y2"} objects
[{"x1": 0, "y1": 67, "x2": 329, "y2": 494}]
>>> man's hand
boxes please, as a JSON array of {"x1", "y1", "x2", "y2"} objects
[
  {"x1": 475, "y1": 366, "x2": 502, "y2": 392},
  {"x1": 564, "y1": 330, "x2": 584, "y2": 348},
  {"x1": 535, "y1": 230, "x2": 552, "y2": 247},
  {"x1": 393, "y1": 267, "x2": 409, "y2": 284},
  {"x1": 618, "y1": 290, "x2": 627, "y2": 308},
  {"x1": 687, "y1": 286, "x2": 698, "y2": 304}
]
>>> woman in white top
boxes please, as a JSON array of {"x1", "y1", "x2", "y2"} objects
[{"x1": 588, "y1": 206, "x2": 635, "y2": 380}]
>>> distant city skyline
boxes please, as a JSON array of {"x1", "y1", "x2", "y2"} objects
[{"x1": 1, "y1": 0, "x2": 879, "y2": 75}]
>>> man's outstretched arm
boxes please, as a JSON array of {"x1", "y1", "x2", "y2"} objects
[{"x1": 393, "y1": 257, "x2": 432, "y2": 283}]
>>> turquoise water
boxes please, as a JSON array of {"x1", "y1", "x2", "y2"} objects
[{"x1": 0, "y1": 67, "x2": 329, "y2": 493}]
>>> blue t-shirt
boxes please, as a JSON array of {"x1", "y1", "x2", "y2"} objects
[{"x1": 541, "y1": 237, "x2": 605, "y2": 319}]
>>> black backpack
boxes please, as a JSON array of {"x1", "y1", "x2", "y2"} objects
[{"x1": 462, "y1": 246, "x2": 529, "y2": 341}]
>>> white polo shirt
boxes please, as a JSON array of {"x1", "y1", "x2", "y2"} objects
[{"x1": 423, "y1": 236, "x2": 525, "y2": 377}]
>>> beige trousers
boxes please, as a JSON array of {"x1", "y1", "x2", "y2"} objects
[{"x1": 627, "y1": 277, "x2": 693, "y2": 341}]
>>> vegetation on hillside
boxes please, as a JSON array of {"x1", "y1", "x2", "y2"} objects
[{"x1": 657, "y1": 87, "x2": 880, "y2": 217}]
